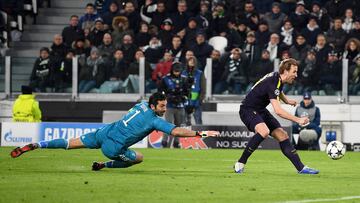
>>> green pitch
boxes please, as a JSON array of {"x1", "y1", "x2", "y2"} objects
[{"x1": 1, "y1": 147, "x2": 359, "y2": 203}]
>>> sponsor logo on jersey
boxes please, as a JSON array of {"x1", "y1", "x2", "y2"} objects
[{"x1": 274, "y1": 89, "x2": 280, "y2": 96}]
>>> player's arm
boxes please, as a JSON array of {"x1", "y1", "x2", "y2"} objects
[
  {"x1": 171, "y1": 127, "x2": 219, "y2": 138},
  {"x1": 270, "y1": 99, "x2": 308, "y2": 125},
  {"x1": 279, "y1": 92, "x2": 297, "y2": 106}
]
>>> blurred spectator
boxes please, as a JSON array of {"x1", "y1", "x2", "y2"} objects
[
  {"x1": 343, "y1": 38, "x2": 360, "y2": 66},
  {"x1": 151, "y1": 51, "x2": 173, "y2": 89},
  {"x1": 30, "y1": 47, "x2": 53, "y2": 92},
  {"x1": 184, "y1": 17, "x2": 198, "y2": 47},
  {"x1": 210, "y1": 49, "x2": 224, "y2": 92},
  {"x1": 101, "y1": 1, "x2": 120, "y2": 30},
  {"x1": 214, "y1": 48, "x2": 248, "y2": 94},
  {"x1": 301, "y1": 16, "x2": 322, "y2": 46},
  {"x1": 224, "y1": 20, "x2": 243, "y2": 50},
  {"x1": 88, "y1": 19, "x2": 106, "y2": 47},
  {"x1": 120, "y1": 1, "x2": 140, "y2": 32},
  {"x1": 159, "y1": 62, "x2": 188, "y2": 148},
  {"x1": 292, "y1": 92, "x2": 322, "y2": 150},
  {"x1": 348, "y1": 18, "x2": 360, "y2": 41},
  {"x1": 280, "y1": 20, "x2": 295, "y2": 49},
  {"x1": 288, "y1": 1, "x2": 309, "y2": 32},
  {"x1": 255, "y1": 21, "x2": 271, "y2": 48},
  {"x1": 99, "y1": 49, "x2": 129, "y2": 93},
  {"x1": 280, "y1": 0, "x2": 297, "y2": 15},
  {"x1": 50, "y1": 34, "x2": 67, "y2": 63},
  {"x1": 135, "y1": 22, "x2": 151, "y2": 48},
  {"x1": 342, "y1": 8, "x2": 355, "y2": 33},
  {"x1": 326, "y1": 18, "x2": 347, "y2": 53},
  {"x1": 318, "y1": 51, "x2": 342, "y2": 95},
  {"x1": 349, "y1": 56, "x2": 360, "y2": 95},
  {"x1": 247, "y1": 49, "x2": 273, "y2": 90},
  {"x1": 97, "y1": 33, "x2": 115, "y2": 63},
  {"x1": 265, "y1": 33, "x2": 284, "y2": 62},
  {"x1": 12, "y1": 86, "x2": 41, "y2": 122},
  {"x1": 188, "y1": 30, "x2": 213, "y2": 70},
  {"x1": 158, "y1": 18, "x2": 174, "y2": 50},
  {"x1": 242, "y1": 31, "x2": 261, "y2": 66},
  {"x1": 111, "y1": 16, "x2": 133, "y2": 48},
  {"x1": 194, "y1": 0, "x2": 212, "y2": 32},
  {"x1": 141, "y1": 0, "x2": 168, "y2": 30},
  {"x1": 53, "y1": 50, "x2": 75, "y2": 92},
  {"x1": 72, "y1": 38, "x2": 91, "y2": 66},
  {"x1": 236, "y1": 21, "x2": 249, "y2": 45},
  {"x1": 298, "y1": 49, "x2": 318, "y2": 93},
  {"x1": 253, "y1": 0, "x2": 274, "y2": 15},
  {"x1": 78, "y1": 48, "x2": 105, "y2": 93},
  {"x1": 170, "y1": 0, "x2": 191, "y2": 33},
  {"x1": 127, "y1": 50, "x2": 152, "y2": 92},
  {"x1": 169, "y1": 35, "x2": 185, "y2": 62},
  {"x1": 94, "y1": 0, "x2": 113, "y2": 15},
  {"x1": 211, "y1": 2, "x2": 230, "y2": 36},
  {"x1": 182, "y1": 56, "x2": 205, "y2": 125},
  {"x1": 324, "y1": 0, "x2": 352, "y2": 19},
  {"x1": 313, "y1": 33, "x2": 332, "y2": 67},
  {"x1": 289, "y1": 33, "x2": 311, "y2": 64},
  {"x1": 237, "y1": 1, "x2": 259, "y2": 31},
  {"x1": 118, "y1": 34, "x2": 138, "y2": 65},
  {"x1": 262, "y1": 2, "x2": 287, "y2": 33},
  {"x1": 78, "y1": 3, "x2": 100, "y2": 30},
  {"x1": 309, "y1": 1, "x2": 330, "y2": 32},
  {"x1": 144, "y1": 36, "x2": 165, "y2": 67},
  {"x1": 62, "y1": 15, "x2": 84, "y2": 48}
]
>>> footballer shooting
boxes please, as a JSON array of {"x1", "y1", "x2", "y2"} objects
[{"x1": 10, "y1": 92, "x2": 219, "y2": 171}]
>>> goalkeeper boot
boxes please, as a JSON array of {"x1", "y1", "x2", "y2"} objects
[
  {"x1": 10, "y1": 143, "x2": 37, "y2": 158},
  {"x1": 92, "y1": 162, "x2": 105, "y2": 171},
  {"x1": 298, "y1": 166, "x2": 319, "y2": 174},
  {"x1": 234, "y1": 162, "x2": 245, "y2": 173}
]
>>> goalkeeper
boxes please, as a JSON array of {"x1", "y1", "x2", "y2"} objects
[{"x1": 11, "y1": 92, "x2": 219, "y2": 171}]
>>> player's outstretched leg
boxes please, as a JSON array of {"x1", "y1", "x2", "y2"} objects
[
  {"x1": 93, "y1": 151, "x2": 143, "y2": 171},
  {"x1": 10, "y1": 143, "x2": 38, "y2": 158}
]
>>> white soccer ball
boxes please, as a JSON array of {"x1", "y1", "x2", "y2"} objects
[{"x1": 326, "y1": 141, "x2": 346, "y2": 160}]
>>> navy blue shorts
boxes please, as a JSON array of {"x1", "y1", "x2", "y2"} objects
[{"x1": 239, "y1": 106, "x2": 281, "y2": 133}]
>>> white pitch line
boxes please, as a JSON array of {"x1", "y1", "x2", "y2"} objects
[{"x1": 277, "y1": 195, "x2": 360, "y2": 203}]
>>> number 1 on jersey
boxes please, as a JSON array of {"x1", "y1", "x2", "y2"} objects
[{"x1": 123, "y1": 110, "x2": 140, "y2": 126}]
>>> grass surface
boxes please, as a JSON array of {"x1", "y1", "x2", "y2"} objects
[{"x1": 1, "y1": 147, "x2": 360, "y2": 203}]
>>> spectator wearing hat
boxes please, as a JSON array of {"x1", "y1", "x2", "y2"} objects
[
  {"x1": 88, "y1": 19, "x2": 107, "y2": 47},
  {"x1": 188, "y1": 30, "x2": 213, "y2": 70},
  {"x1": 343, "y1": 38, "x2": 360, "y2": 66},
  {"x1": 289, "y1": 34, "x2": 311, "y2": 64},
  {"x1": 301, "y1": 16, "x2": 322, "y2": 46},
  {"x1": 158, "y1": 18, "x2": 174, "y2": 50},
  {"x1": 292, "y1": 92, "x2": 322, "y2": 150},
  {"x1": 62, "y1": 15, "x2": 84, "y2": 48},
  {"x1": 79, "y1": 3, "x2": 100, "y2": 30},
  {"x1": 326, "y1": 18, "x2": 347, "y2": 53},
  {"x1": 170, "y1": 0, "x2": 191, "y2": 33},
  {"x1": 318, "y1": 51, "x2": 342, "y2": 95},
  {"x1": 111, "y1": 16, "x2": 133, "y2": 48},
  {"x1": 309, "y1": 1, "x2": 330, "y2": 32},
  {"x1": 30, "y1": 47, "x2": 54, "y2": 92},
  {"x1": 255, "y1": 21, "x2": 271, "y2": 48},
  {"x1": 79, "y1": 47, "x2": 106, "y2": 93},
  {"x1": 349, "y1": 55, "x2": 360, "y2": 95},
  {"x1": 262, "y1": 2, "x2": 287, "y2": 33},
  {"x1": 12, "y1": 86, "x2": 42, "y2": 122},
  {"x1": 101, "y1": 1, "x2": 120, "y2": 29},
  {"x1": 159, "y1": 62, "x2": 188, "y2": 148},
  {"x1": 242, "y1": 31, "x2": 261, "y2": 66},
  {"x1": 141, "y1": 0, "x2": 168, "y2": 30},
  {"x1": 288, "y1": 1, "x2": 309, "y2": 32},
  {"x1": 348, "y1": 18, "x2": 360, "y2": 41}
]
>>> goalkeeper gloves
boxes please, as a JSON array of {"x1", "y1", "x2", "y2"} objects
[{"x1": 195, "y1": 131, "x2": 208, "y2": 138}]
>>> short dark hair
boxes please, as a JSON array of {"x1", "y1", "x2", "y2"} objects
[
  {"x1": 149, "y1": 92, "x2": 166, "y2": 107},
  {"x1": 86, "y1": 3, "x2": 95, "y2": 8},
  {"x1": 279, "y1": 58, "x2": 298, "y2": 74},
  {"x1": 70, "y1": 15, "x2": 78, "y2": 20}
]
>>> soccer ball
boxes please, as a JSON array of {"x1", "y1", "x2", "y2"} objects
[{"x1": 326, "y1": 141, "x2": 346, "y2": 160}]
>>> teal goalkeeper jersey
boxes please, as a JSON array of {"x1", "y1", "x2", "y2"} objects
[{"x1": 97, "y1": 102, "x2": 175, "y2": 148}]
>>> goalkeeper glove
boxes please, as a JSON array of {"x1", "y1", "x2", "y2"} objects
[{"x1": 195, "y1": 131, "x2": 208, "y2": 138}]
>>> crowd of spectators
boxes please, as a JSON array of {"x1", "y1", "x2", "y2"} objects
[{"x1": 6, "y1": 0, "x2": 360, "y2": 95}]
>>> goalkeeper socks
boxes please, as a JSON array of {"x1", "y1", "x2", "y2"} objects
[
  {"x1": 105, "y1": 160, "x2": 133, "y2": 168},
  {"x1": 279, "y1": 139, "x2": 304, "y2": 171},
  {"x1": 38, "y1": 139, "x2": 69, "y2": 149},
  {"x1": 238, "y1": 133, "x2": 264, "y2": 164}
]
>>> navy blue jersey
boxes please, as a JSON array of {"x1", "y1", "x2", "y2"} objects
[{"x1": 241, "y1": 72, "x2": 283, "y2": 110}]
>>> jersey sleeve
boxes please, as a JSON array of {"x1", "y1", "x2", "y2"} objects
[
  {"x1": 267, "y1": 78, "x2": 281, "y2": 100},
  {"x1": 152, "y1": 117, "x2": 176, "y2": 134}
]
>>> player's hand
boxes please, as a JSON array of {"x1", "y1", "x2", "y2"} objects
[
  {"x1": 298, "y1": 117, "x2": 310, "y2": 127},
  {"x1": 287, "y1": 99, "x2": 297, "y2": 107},
  {"x1": 196, "y1": 131, "x2": 220, "y2": 138}
]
